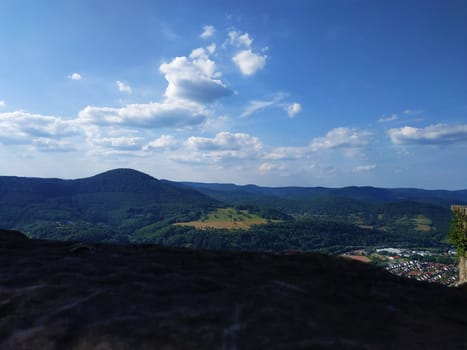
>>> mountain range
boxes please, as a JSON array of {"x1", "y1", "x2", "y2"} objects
[{"x1": 0, "y1": 168, "x2": 465, "y2": 250}]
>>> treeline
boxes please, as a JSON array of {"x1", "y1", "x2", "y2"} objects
[{"x1": 130, "y1": 218, "x2": 447, "y2": 253}]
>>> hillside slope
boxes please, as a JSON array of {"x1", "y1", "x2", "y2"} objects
[
  {"x1": 0, "y1": 169, "x2": 218, "y2": 242},
  {"x1": 1, "y1": 231, "x2": 467, "y2": 349},
  {"x1": 182, "y1": 181, "x2": 467, "y2": 240}
]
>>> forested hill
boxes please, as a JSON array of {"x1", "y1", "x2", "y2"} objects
[
  {"x1": 181, "y1": 182, "x2": 467, "y2": 207},
  {"x1": 1, "y1": 169, "x2": 465, "y2": 248},
  {"x1": 181, "y1": 181, "x2": 467, "y2": 241},
  {"x1": 0, "y1": 169, "x2": 219, "y2": 242}
]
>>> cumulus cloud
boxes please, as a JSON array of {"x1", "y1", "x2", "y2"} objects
[
  {"x1": 0, "y1": 111, "x2": 79, "y2": 152},
  {"x1": 354, "y1": 164, "x2": 376, "y2": 172},
  {"x1": 200, "y1": 25, "x2": 215, "y2": 39},
  {"x1": 180, "y1": 131, "x2": 262, "y2": 162},
  {"x1": 69, "y1": 73, "x2": 82, "y2": 80},
  {"x1": 116, "y1": 81, "x2": 132, "y2": 93},
  {"x1": 0, "y1": 111, "x2": 78, "y2": 141},
  {"x1": 0, "y1": 100, "x2": 5, "y2": 108},
  {"x1": 186, "y1": 131, "x2": 261, "y2": 151},
  {"x1": 285, "y1": 103, "x2": 301, "y2": 117},
  {"x1": 310, "y1": 127, "x2": 372, "y2": 152},
  {"x1": 32, "y1": 138, "x2": 77, "y2": 152},
  {"x1": 232, "y1": 49, "x2": 267, "y2": 76},
  {"x1": 143, "y1": 135, "x2": 178, "y2": 150},
  {"x1": 78, "y1": 99, "x2": 207, "y2": 129},
  {"x1": 160, "y1": 47, "x2": 232, "y2": 103},
  {"x1": 378, "y1": 114, "x2": 398, "y2": 123},
  {"x1": 226, "y1": 30, "x2": 267, "y2": 76},
  {"x1": 228, "y1": 31, "x2": 253, "y2": 47},
  {"x1": 388, "y1": 124, "x2": 467, "y2": 145}
]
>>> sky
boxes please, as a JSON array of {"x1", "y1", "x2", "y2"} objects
[{"x1": 0, "y1": 0, "x2": 466, "y2": 189}]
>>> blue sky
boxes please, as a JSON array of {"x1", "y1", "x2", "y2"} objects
[{"x1": 1, "y1": 0, "x2": 466, "y2": 189}]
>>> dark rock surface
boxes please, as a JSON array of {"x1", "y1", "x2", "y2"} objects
[{"x1": 1, "y1": 230, "x2": 467, "y2": 349}]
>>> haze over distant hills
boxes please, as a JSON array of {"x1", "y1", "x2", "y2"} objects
[{"x1": 0, "y1": 168, "x2": 465, "y2": 250}]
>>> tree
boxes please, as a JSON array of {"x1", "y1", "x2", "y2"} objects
[
  {"x1": 448, "y1": 208, "x2": 467, "y2": 256},
  {"x1": 449, "y1": 206, "x2": 467, "y2": 285}
]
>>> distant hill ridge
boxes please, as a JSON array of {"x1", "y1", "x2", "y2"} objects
[
  {"x1": 0, "y1": 169, "x2": 219, "y2": 242},
  {"x1": 182, "y1": 181, "x2": 467, "y2": 207},
  {"x1": 1, "y1": 168, "x2": 169, "y2": 197},
  {"x1": 1, "y1": 169, "x2": 466, "y2": 247}
]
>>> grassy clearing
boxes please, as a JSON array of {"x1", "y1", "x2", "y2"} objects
[
  {"x1": 174, "y1": 207, "x2": 273, "y2": 230},
  {"x1": 412, "y1": 215, "x2": 432, "y2": 232}
]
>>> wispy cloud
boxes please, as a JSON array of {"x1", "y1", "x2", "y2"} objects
[
  {"x1": 228, "y1": 31, "x2": 253, "y2": 47},
  {"x1": 403, "y1": 109, "x2": 423, "y2": 115},
  {"x1": 116, "y1": 81, "x2": 132, "y2": 94},
  {"x1": 200, "y1": 25, "x2": 215, "y2": 39},
  {"x1": 378, "y1": 114, "x2": 398, "y2": 123},
  {"x1": 310, "y1": 127, "x2": 372, "y2": 152},
  {"x1": 258, "y1": 162, "x2": 287, "y2": 173},
  {"x1": 240, "y1": 94, "x2": 284, "y2": 118},
  {"x1": 0, "y1": 100, "x2": 5, "y2": 108},
  {"x1": 354, "y1": 164, "x2": 376, "y2": 172}
]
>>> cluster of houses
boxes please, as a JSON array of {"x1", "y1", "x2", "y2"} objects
[{"x1": 385, "y1": 260, "x2": 458, "y2": 285}]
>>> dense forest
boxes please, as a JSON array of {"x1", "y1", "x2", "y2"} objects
[{"x1": 0, "y1": 169, "x2": 464, "y2": 252}]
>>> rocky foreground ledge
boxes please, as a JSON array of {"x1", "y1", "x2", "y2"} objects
[{"x1": 1, "y1": 229, "x2": 467, "y2": 350}]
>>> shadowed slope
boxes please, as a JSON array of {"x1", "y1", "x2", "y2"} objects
[{"x1": 1, "y1": 233, "x2": 467, "y2": 349}]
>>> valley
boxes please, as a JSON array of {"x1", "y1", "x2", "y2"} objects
[{"x1": 0, "y1": 168, "x2": 465, "y2": 257}]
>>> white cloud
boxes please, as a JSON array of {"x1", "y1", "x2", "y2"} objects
[
  {"x1": 285, "y1": 103, "x2": 301, "y2": 118},
  {"x1": 69, "y1": 73, "x2": 82, "y2": 80},
  {"x1": 263, "y1": 146, "x2": 307, "y2": 160},
  {"x1": 354, "y1": 164, "x2": 376, "y2": 172},
  {"x1": 0, "y1": 100, "x2": 5, "y2": 108},
  {"x1": 116, "y1": 80, "x2": 132, "y2": 94},
  {"x1": 200, "y1": 25, "x2": 215, "y2": 39},
  {"x1": 240, "y1": 95, "x2": 284, "y2": 118},
  {"x1": 258, "y1": 162, "x2": 287, "y2": 173},
  {"x1": 232, "y1": 49, "x2": 267, "y2": 76},
  {"x1": 403, "y1": 109, "x2": 423, "y2": 115},
  {"x1": 180, "y1": 131, "x2": 262, "y2": 162},
  {"x1": 159, "y1": 47, "x2": 232, "y2": 103},
  {"x1": 78, "y1": 100, "x2": 207, "y2": 129},
  {"x1": 0, "y1": 111, "x2": 79, "y2": 151},
  {"x1": 378, "y1": 114, "x2": 398, "y2": 123},
  {"x1": 206, "y1": 43, "x2": 216, "y2": 54},
  {"x1": 0, "y1": 111, "x2": 77, "y2": 141},
  {"x1": 310, "y1": 127, "x2": 372, "y2": 152},
  {"x1": 388, "y1": 124, "x2": 467, "y2": 145},
  {"x1": 94, "y1": 136, "x2": 143, "y2": 151},
  {"x1": 144, "y1": 135, "x2": 178, "y2": 150},
  {"x1": 186, "y1": 131, "x2": 262, "y2": 151},
  {"x1": 32, "y1": 138, "x2": 77, "y2": 152},
  {"x1": 228, "y1": 31, "x2": 253, "y2": 48}
]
